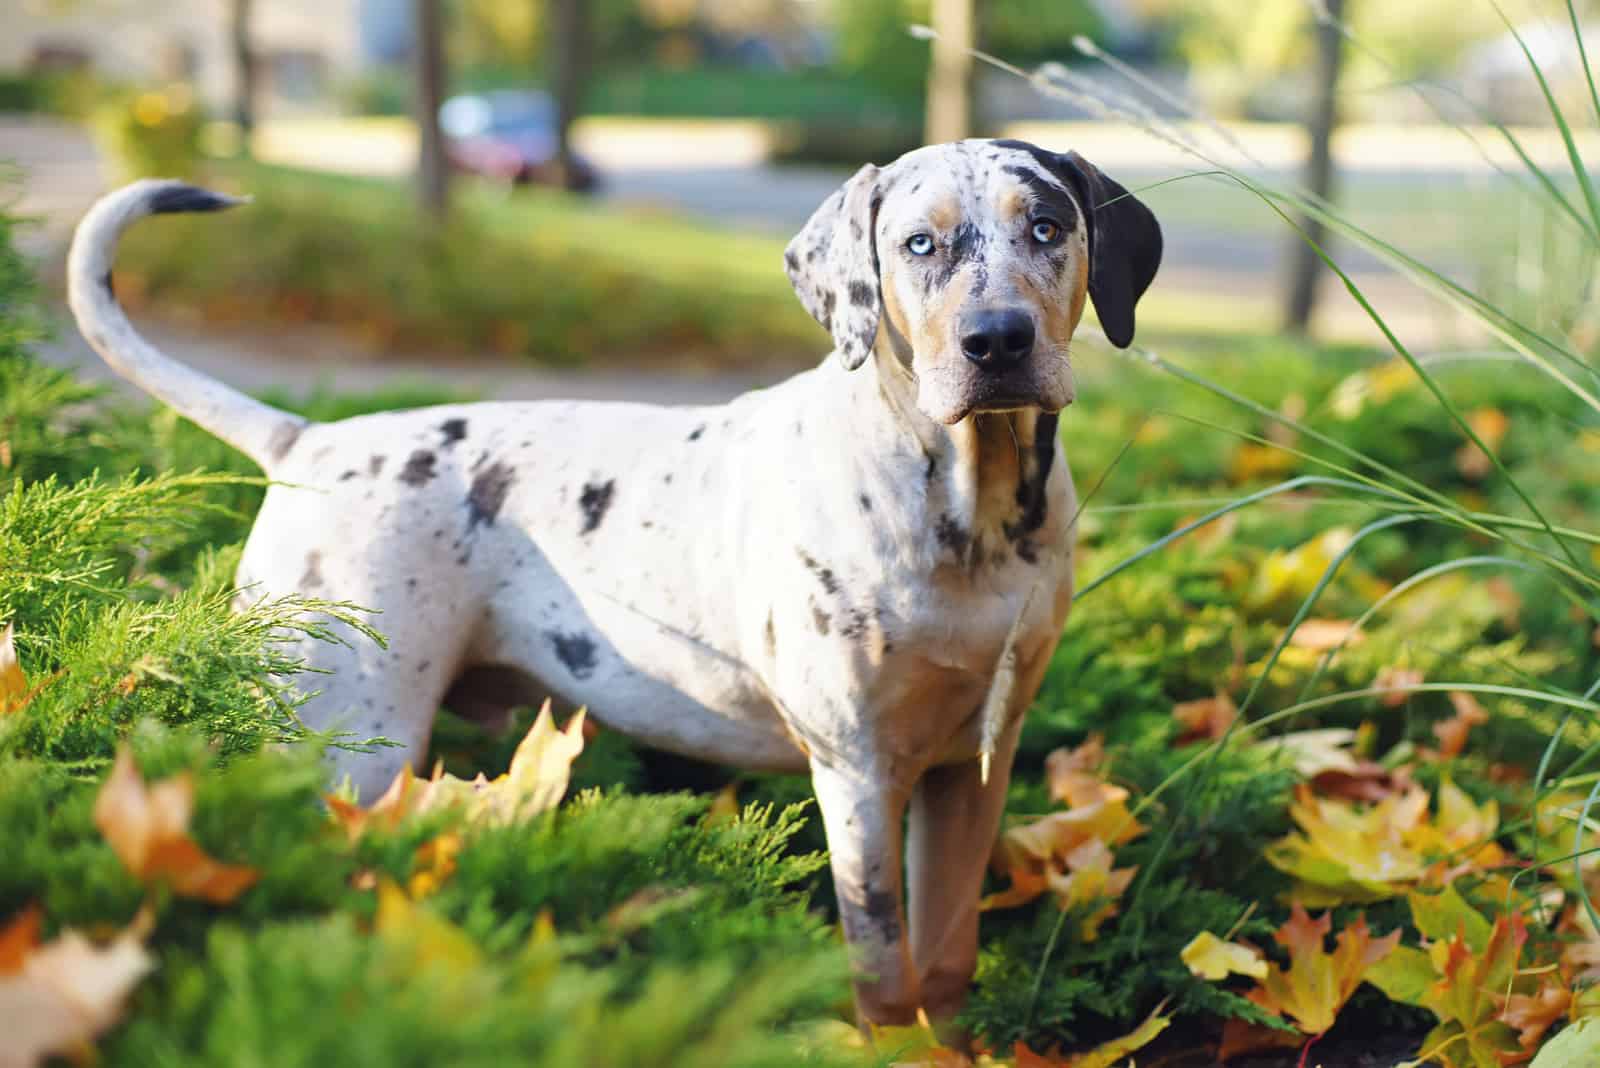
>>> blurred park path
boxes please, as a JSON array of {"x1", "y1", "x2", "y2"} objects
[{"x1": 3, "y1": 112, "x2": 1521, "y2": 399}]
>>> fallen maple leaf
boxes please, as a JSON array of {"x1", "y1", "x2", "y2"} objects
[
  {"x1": 984, "y1": 768, "x2": 1143, "y2": 938},
  {"x1": 1286, "y1": 618, "x2": 1364, "y2": 652},
  {"x1": 1432, "y1": 692, "x2": 1490, "y2": 760},
  {"x1": 1172, "y1": 693, "x2": 1237, "y2": 745},
  {"x1": 329, "y1": 700, "x2": 586, "y2": 838},
  {"x1": 1374, "y1": 665, "x2": 1425, "y2": 707},
  {"x1": 0, "y1": 909, "x2": 153, "y2": 1068},
  {"x1": 1013, "y1": 1005, "x2": 1171, "y2": 1067},
  {"x1": 1454, "y1": 407, "x2": 1510, "y2": 481},
  {"x1": 1181, "y1": 931, "x2": 1267, "y2": 981},
  {"x1": 1043, "y1": 734, "x2": 1106, "y2": 805},
  {"x1": 1266, "y1": 782, "x2": 1503, "y2": 906},
  {"x1": 1253, "y1": 905, "x2": 1398, "y2": 1036},
  {"x1": 93, "y1": 746, "x2": 258, "y2": 904}
]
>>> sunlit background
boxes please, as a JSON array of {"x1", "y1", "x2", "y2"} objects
[{"x1": 4, "y1": 0, "x2": 1597, "y2": 394}]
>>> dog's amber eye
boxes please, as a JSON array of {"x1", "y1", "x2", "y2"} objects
[
  {"x1": 1030, "y1": 219, "x2": 1061, "y2": 244},
  {"x1": 906, "y1": 233, "x2": 935, "y2": 256}
]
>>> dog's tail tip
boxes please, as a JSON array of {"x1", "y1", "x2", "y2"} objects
[{"x1": 131, "y1": 180, "x2": 250, "y2": 217}]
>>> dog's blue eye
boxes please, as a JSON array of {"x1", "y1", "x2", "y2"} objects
[
  {"x1": 907, "y1": 233, "x2": 935, "y2": 256},
  {"x1": 1031, "y1": 219, "x2": 1061, "y2": 244}
]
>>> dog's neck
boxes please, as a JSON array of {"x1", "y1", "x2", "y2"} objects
[{"x1": 858, "y1": 345, "x2": 1060, "y2": 568}]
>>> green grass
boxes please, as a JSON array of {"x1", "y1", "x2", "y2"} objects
[{"x1": 111, "y1": 162, "x2": 822, "y2": 369}]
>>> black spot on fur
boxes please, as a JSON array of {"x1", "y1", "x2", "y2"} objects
[
  {"x1": 102, "y1": 270, "x2": 114, "y2": 298},
  {"x1": 847, "y1": 280, "x2": 876, "y2": 308},
  {"x1": 925, "y1": 454, "x2": 939, "y2": 482},
  {"x1": 858, "y1": 493, "x2": 872, "y2": 512},
  {"x1": 810, "y1": 599, "x2": 832, "y2": 636},
  {"x1": 764, "y1": 613, "x2": 777, "y2": 657},
  {"x1": 861, "y1": 890, "x2": 902, "y2": 943},
  {"x1": 784, "y1": 249, "x2": 800, "y2": 274},
  {"x1": 934, "y1": 513, "x2": 969, "y2": 555},
  {"x1": 299, "y1": 550, "x2": 324, "y2": 589},
  {"x1": 839, "y1": 607, "x2": 870, "y2": 642},
  {"x1": 338, "y1": 469, "x2": 359, "y2": 481},
  {"x1": 1008, "y1": 413, "x2": 1059, "y2": 542},
  {"x1": 466, "y1": 461, "x2": 514, "y2": 529},
  {"x1": 797, "y1": 549, "x2": 841, "y2": 595},
  {"x1": 547, "y1": 630, "x2": 597, "y2": 679},
  {"x1": 818, "y1": 288, "x2": 836, "y2": 331},
  {"x1": 267, "y1": 421, "x2": 304, "y2": 463},
  {"x1": 438, "y1": 418, "x2": 468, "y2": 447},
  {"x1": 417, "y1": 660, "x2": 431, "y2": 674},
  {"x1": 398, "y1": 450, "x2": 437, "y2": 486},
  {"x1": 368, "y1": 455, "x2": 385, "y2": 476},
  {"x1": 579, "y1": 479, "x2": 615, "y2": 534},
  {"x1": 687, "y1": 425, "x2": 705, "y2": 442},
  {"x1": 1002, "y1": 164, "x2": 1081, "y2": 234}
]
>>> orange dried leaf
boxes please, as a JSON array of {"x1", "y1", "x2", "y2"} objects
[
  {"x1": 0, "y1": 622, "x2": 25, "y2": 715},
  {"x1": 1286, "y1": 618, "x2": 1364, "y2": 652},
  {"x1": 1374, "y1": 665, "x2": 1424, "y2": 707},
  {"x1": 1433, "y1": 692, "x2": 1490, "y2": 760},
  {"x1": 1172, "y1": 693, "x2": 1237, "y2": 744},
  {"x1": 1043, "y1": 734, "x2": 1105, "y2": 805},
  {"x1": 93, "y1": 746, "x2": 258, "y2": 904},
  {"x1": 0, "y1": 917, "x2": 153, "y2": 1068}
]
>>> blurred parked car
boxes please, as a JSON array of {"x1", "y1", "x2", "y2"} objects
[{"x1": 439, "y1": 90, "x2": 599, "y2": 191}]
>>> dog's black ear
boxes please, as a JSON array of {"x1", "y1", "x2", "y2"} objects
[
  {"x1": 1057, "y1": 151, "x2": 1162, "y2": 349},
  {"x1": 784, "y1": 164, "x2": 882, "y2": 370}
]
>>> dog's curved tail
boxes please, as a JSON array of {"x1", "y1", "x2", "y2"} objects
[{"x1": 67, "y1": 180, "x2": 310, "y2": 473}]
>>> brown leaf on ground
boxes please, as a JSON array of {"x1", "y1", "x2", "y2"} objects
[
  {"x1": 1433, "y1": 692, "x2": 1490, "y2": 759},
  {"x1": 1043, "y1": 734, "x2": 1106, "y2": 806},
  {"x1": 1374, "y1": 665, "x2": 1424, "y2": 707},
  {"x1": 1172, "y1": 693, "x2": 1237, "y2": 745},
  {"x1": 1286, "y1": 618, "x2": 1364, "y2": 652},
  {"x1": 0, "y1": 909, "x2": 153, "y2": 1068},
  {"x1": 329, "y1": 700, "x2": 587, "y2": 839},
  {"x1": 1454, "y1": 407, "x2": 1510, "y2": 481},
  {"x1": 93, "y1": 746, "x2": 259, "y2": 904}
]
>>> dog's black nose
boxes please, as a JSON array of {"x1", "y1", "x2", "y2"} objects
[{"x1": 959, "y1": 309, "x2": 1035, "y2": 371}]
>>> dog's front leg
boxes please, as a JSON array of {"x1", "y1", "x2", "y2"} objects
[
  {"x1": 809, "y1": 759, "x2": 919, "y2": 1026},
  {"x1": 905, "y1": 717, "x2": 1023, "y2": 1029}
]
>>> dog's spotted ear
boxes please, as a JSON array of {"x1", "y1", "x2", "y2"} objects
[
  {"x1": 784, "y1": 163, "x2": 882, "y2": 370},
  {"x1": 1057, "y1": 152, "x2": 1162, "y2": 349}
]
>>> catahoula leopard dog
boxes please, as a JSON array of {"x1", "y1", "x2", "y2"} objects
[{"x1": 67, "y1": 139, "x2": 1161, "y2": 1027}]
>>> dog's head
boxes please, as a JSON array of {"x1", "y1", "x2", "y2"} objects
[{"x1": 785, "y1": 139, "x2": 1162, "y2": 425}]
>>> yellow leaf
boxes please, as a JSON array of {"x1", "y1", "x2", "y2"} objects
[
  {"x1": 1242, "y1": 904, "x2": 1398, "y2": 1038},
  {"x1": 1062, "y1": 1006, "x2": 1171, "y2": 1067},
  {"x1": 0, "y1": 910, "x2": 153, "y2": 1068},
  {"x1": 1229, "y1": 442, "x2": 1297, "y2": 485},
  {"x1": 705, "y1": 782, "x2": 740, "y2": 825},
  {"x1": 1172, "y1": 693, "x2": 1237, "y2": 744},
  {"x1": 407, "y1": 833, "x2": 461, "y2": 899},
  {"x1": 93, "y1": 746, "x2": 258, "y2": 904},
  {"x1": 1181, "y1": 931, "x2": 1267, "y2": 981},
  {"x1": 329, "y1": 700, "x2": 587, "y2": 837},
  {"x1": 374, "y1": 878, "x2": 482, "y2": 975},
  {"x1": 473, "y1": 701, "x2": 585, "y2": 826},
  {"x1": 0, "y1": 622, "x2": 26, "y2": 715}
]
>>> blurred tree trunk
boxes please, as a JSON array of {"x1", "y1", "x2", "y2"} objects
[
  {"x1": 413, "y1": 0, "x2": 449, "y2": 220},
  {"x1": 228, "y1": 0, "x2": 256, "y2": 155},
  {"x1": 925, "y1": 0, "x2": 974, "y2": 144},
  {"x1": 1284, "y1": 0, "x2": 1347, "y2": 334},
  {"x1": 548, "y1": 0, "x2": 590, "y2": 191}
]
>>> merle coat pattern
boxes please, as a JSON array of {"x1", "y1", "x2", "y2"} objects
[{"x1": 66, "y1": 140, "x2": 1161, "y2": 1029}]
